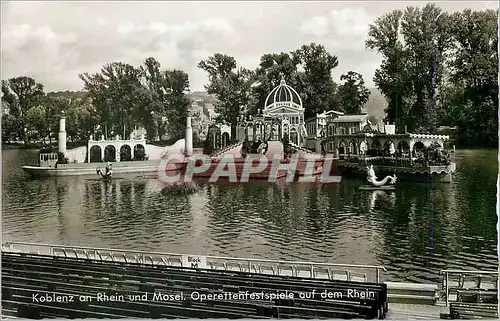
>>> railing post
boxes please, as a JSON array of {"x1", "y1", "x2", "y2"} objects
[
  {"x1": 376, "y1": 268, "x2": 381, "y2": 283},
  {"x1": 445, "y1": 272, "x2": 449, "y2": 307}
]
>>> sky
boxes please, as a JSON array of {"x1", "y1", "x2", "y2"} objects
[{"x1": 2, "y1": 1, "x2": 498, "y2": 92}]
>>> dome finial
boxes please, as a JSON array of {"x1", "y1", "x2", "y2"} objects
[{"x1": 279, "y1": 72, "x2": 286, "y2": 85}]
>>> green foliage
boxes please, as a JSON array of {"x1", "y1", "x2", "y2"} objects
[
  {"x1": 2, "y1": 113, "x2": 20, "y2": 142},
  {"x1": 24, "y1": 105, "x2": 48, "y2": 142},
  {"x1": 424, "y1": 142, "x2": 451, "y2": 166},
  {"x1": 5, "y1": 8, "x2": 497, "y2": 150},
  {"x1": 293, "y1": 43, "x2": 339, "y2": 118},
  {"x1": 198, "y1": 53, "x2": 254, "y2": 139},
  {"x1": 79, "y1": 57, "x2": 191, "y2": 142},
  {"x1": 2, "y1": 76, "x2": 45, "y2": 143},
  {"x1": 337, "y1": 71, "x2": 371, "y2": 114},
  {"x1": 56, "y1": 152, "x2": 69, "y2": 165},
  {"x1": 247, "y1": 44, "x2": 340, "y2": 119},
  {"x1": 367, "y1": 4, "x2": 498, "y2": 146},
  {"x1": 203, "y1": 136, "x2": 214, "y2": 155},
  {"x1": 164, "y1": 70, "x2": 191, "y2": 140},
  {"x1": 161, "y1": 182, "x2": 198, "y2": 196}
]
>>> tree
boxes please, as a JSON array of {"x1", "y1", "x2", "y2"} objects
[
  {"x1": 2, "y1": 113, "x2": 19, "y2": 143},
  {"x1": 250, "y1": 44, "x2": 340, "y2": 119},
  {"x1": 442, "y1": 9, "x2": 498, "y2": 146},
  {"x1": 250, "y1": 52, "x2": 300, "y2": 115},
  {"x1": 63, "y1": 95, "x2": 97, "y2": 142},
  {"x1": 337, "y1": 71, "x2": 371, "y2": 114},
  {"x1": 24, "y1": 105, "x2": 47, "y2": 143},
  {"x1": 141, "y1": 57, "x2": 168, "y2": 140},
  {"x1": 80, "y1": 62, "x2": 149, "y2": 140},
  {"x1": 164, "y1": 69, "x2": 191, "y2": 140},
  {"x1": 1, "y1": 76, "x2": 45, "y2": 144},
  {"x1": 198, "y1": 53, "x2": 254, "y2": 139},
  {"x1": 366, "y1": 5, "x2": 451, "y2": 133},
  {"x1": 293, "y1": 43, "x2": 339, "y2": 118},
  {"x1": 367, "y1": 9, "x2": 407, "y2": 132}
]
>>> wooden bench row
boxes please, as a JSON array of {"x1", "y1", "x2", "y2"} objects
[
  {"x1": 2, "y1": 252, "x2": 388, "y2": 319},
  {"x1": 2, "y1": 258, "x2": 386, "y2": 309},
  {"x1": 3, "y1": 252, "x2": 388, "y2": 304}
]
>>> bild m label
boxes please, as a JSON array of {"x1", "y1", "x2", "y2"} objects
[{"x1": 182, "y1": 255, "x2": 207, "y2": 269}]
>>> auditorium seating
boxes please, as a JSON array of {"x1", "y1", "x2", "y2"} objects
[{"x1": 2, "y1": 252, "x2": 388, "y2": 319}]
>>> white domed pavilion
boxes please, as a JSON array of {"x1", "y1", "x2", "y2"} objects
[{"x1": 262, "y1": 76, "x2": 307, "y2": 146}]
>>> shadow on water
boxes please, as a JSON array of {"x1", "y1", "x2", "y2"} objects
[{"x1": 2, "y1": 148, "x2": 497, "y2": 283}]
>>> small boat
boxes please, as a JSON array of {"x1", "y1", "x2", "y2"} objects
[{"x1": 359, "y1": 185, "x2": 395, "y2": 191}]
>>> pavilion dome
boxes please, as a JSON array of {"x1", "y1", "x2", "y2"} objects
[{"x1": 264, "y1": 78, "x2": 303, "y2": 109}]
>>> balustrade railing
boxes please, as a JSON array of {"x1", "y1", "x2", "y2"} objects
[
  {"x1": 440, "y1": 269, "x2": 498, "y2": 306},
  {"x1": 340, "y1": 156, "x2": 426, "y2": 168},
  {"x1": 2, "y1": 241, "x2": 386, "y2": 283}
]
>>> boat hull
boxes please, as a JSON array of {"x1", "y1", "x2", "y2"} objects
[
  {"x1": 338, "y1": 162, "x2": 456, "y2": 183},
  {"x1": 22, "y1": 160, "x2": 187, "y2": 178}
]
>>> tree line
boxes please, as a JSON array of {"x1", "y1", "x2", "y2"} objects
[
  {"x1": 366, "y1": 4, "x2": 497, "y2": 146},
  {"x1": 2, "y1": 57, "x2": 191, "y2": 146},
  {"x1": 1, "y1": 4, "x2": 497, "y2": 148}
]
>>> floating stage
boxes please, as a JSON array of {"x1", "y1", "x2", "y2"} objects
[{"x1": 1, "y1": 242, "x2": 498, "y2": 319}]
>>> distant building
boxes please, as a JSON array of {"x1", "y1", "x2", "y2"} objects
[
  {"x1": 190, "y1": 100, "x2": 213, "y2": 141},
  {"x1": 324, "y1": 113, "x2": 387, "y2": 154},
  {"x1": 304, "y1": 110, "x2": 344, "y2": 152}
]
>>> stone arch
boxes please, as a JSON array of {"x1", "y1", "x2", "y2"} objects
[
  {"x1": 120, "y1": 144, "x2": 132, "y2": 161},
  {"x1": 214, "y1": 131, "x2": 222, "y2": 149},
  {"x1": 222, "y1": 132, "x2": 230, "y2": 147},
  {"x1": 371, "y1": 139, "x2": 382, "y2": 150},
  {"x1": 89, "y1": 145, "x2": 102, "y2": 163},
  {"x1": 338, "y1": 140, "x2": 347, "y2": 160},
  {"x1": 254, "y1": 121, "x2": 265, "y2": 141},
  {"x1": 282, "y1": 122, "x2": 290, "y2": 139},
  {"x1": 348, "y1": 140, "x2": 357, "y2": 155},
  {"x1": 246, "y1": 122, "x2": 254, "y2": 141},
  {"x1": 413, "y1": 141, "x2": 425, "y2": 151},
  {"x1": 359, "y1": 140, "x2": 368, "y2": 154},
  {"x1": 133, "y1": 144, "x2": 146, "y2": 161},
  {"x1": 104, "y1": 145, "x2": 116, "y2": 162},
  {"x1": 412, "y1": 141, "x2": 425, "y2": 159},
  {"x1": 264, "y1": 122, "x2": 272, "y2": 140},
  {"x1": 328, "y1": 124, "x2": 335, "y2": 136},
  {"x1": 290, "y1": 127, "x2": 298, "y2": 145},
  {"x1": 383, "y1": 140, "x2": 396, "y2": 156},
  {"x1": 271, "y1": 122, "x2": 281, "y2": 141},
  {"x1": 397, "y1": 141, "x2": 410, "y2": 157}
]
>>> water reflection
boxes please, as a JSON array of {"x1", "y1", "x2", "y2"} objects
[{"x1": 2, "y1": 149, "x2": 497, "y2": 283}]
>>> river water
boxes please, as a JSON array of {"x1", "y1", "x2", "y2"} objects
[{"x1": 2, "y1": 149, "x2": 498, "y2": 283}]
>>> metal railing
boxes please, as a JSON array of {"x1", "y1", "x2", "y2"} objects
[
  {"x1": 289, "y1": 142, "x2": 314, "y2": 154},
  {"x1": 2, "y1": 241, "x2": 386, "y2": 283},
  {"x1": 440, "y1": 269, "x2": 499, "y2": 306},
  {"x1": 211, "y1": 141, "x2": 244, "y2": 157}
]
